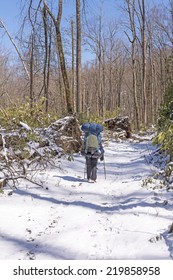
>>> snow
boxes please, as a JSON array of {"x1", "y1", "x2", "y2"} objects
[
  {"x1": 19, "y1": 121, "x2": 32, "y2": 131},
  {"x1": 0, "y1": 139, "x2": 173, "y2": 260}
]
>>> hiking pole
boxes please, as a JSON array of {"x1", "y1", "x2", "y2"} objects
[
  {"x1": 103, "y1": 158, "x2": 106, "y2": 179},
  {"x1": 84, "y1": 161, "x2": 86, "y2": 179}
]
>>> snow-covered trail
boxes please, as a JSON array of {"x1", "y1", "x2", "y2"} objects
[{"x1": 0, "y1": 140, "x2": 173, "y2": 260}]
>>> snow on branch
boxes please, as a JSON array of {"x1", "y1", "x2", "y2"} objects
[{"x1": 19, "y1": 121, "x2": 32, "y2": 131}]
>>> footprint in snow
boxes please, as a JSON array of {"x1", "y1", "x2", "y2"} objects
[{"x1": 26, "y1": 250, "x2": 36, "y2": 260}]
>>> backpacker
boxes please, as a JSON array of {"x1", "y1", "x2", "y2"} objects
[{"x1": 81, "y1": 122, "x2": 103, "y2": 157}]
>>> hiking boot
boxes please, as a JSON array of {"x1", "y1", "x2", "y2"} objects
[{"x1": 88, "y1": 179, "x2": 96, "y2": 183}]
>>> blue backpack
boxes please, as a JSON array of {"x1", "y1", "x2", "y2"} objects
[{"x1": 81, "y1": 122, "x2": 103, "y2": 135}]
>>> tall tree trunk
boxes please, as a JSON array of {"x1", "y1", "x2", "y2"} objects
[
  {"x1": 107, "y1": 39, "x2": 113, "y2": 112},
  {"x1": 71, "y1": 19, "x2": 75, "y2": 111},
  {"x1": 139, "y1": 0, "x2": 147, "y2": 126},
  {"x1": 98, "y1": 15, "x2": 103, "y2": 117},
  {"x1": 42, "y1": 6, "x2": 51, "y2": 113},
  {"x1": 76, "y1": 0, "x2": 82, "y2": 114},
  {"x1": 29, "y1": 33, "x2": 34, "y2": 111},
  {"x1": 147, "y1": 17, "x2": 157, "y2": 125},
  {"x1": 132, "y1": 41, "x2": 139, "y2": 129},
  {"x1": 125, "y1": 0, "x2": 140, "y2": 129}
]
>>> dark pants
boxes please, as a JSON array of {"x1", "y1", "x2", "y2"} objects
[{"x1": 86, "y1": 156, "x2": 98, "y2": 181}]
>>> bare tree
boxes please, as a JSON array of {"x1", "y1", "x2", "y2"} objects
[
  {"x1": 124, "y1": 0, "x2": 140, "y2": 129},
  {"x1": 44, "y1": 0, "x2": 73, "y2": 115},
  {"x1": 42, "y1": 6, "x2": 52, "y2": 112},
  {"x1": 137, "y1": 0, "x2": 147, "y2": 126},
  {"x1": 76, "y1": 0, "x2": 82, "y2": 114},
  {"x1": 29, "y1": 33, "x2": 34, "y2": 110},
  {"x1": 71, "y1": 18, "x2": 75, "y2": 111}
]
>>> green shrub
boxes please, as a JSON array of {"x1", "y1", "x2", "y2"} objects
[
  {"x1": 153, "y1": 82, "x2": 173, "y2": 156},
  {"x1": 157, "y1": 83, "x2": 173, "y2": 130},
  {"x1": 153, "y1": 121, "x2": 173, "y2": 155},
  {"x1": 0, "y1": 97, "x2": 57, "y2": 129}
]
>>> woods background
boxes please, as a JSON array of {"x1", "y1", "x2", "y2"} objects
[{"x1": 0, "y1": 0, "x2": 173, "y2": 130}]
